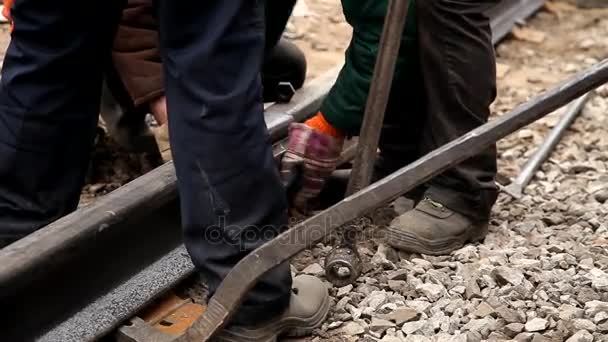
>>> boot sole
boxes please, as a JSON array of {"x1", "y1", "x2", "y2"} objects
[
  {"x1": 215, "y1": 291, "x2": 331, "y2": 342},
  {"x1": 384, "y1": 223, "x2": 489, "y2": 256}
]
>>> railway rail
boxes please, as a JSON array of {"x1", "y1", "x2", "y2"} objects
[
  {"x1": 0, "y1": 1, "x2": 564, "y2": 341},
  {"x1": 0, "y1": 67, "x2": 339, "y2": 342}
]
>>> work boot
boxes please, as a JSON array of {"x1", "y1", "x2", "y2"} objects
[
  {"x1": 385, "y1": 197, "x2": 489, "y2": 255},
  {"x1": 215, "y1": 275, "x2": 330, "y2": 342},
  {"x1": 262, "y1": 39, "x2": 307, "y2": 103}
]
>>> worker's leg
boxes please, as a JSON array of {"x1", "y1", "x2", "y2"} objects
[
  {"x1": 103, "y1": 0, "x2": 302, "y2": 156},
  {"x1": 372, "y1": 1, "x2": 427, "y2": 200},
  {"x1": 374, "y1": 70, "x2": 428, "y2": 201},
  {"x1": 386, "y1": 0, "x2": 498, "y2": 255},
  {"x1": 416, "y1": 0, "x2": 498, "y2": 220},
  {"x1": 263, "y1": 0, "x2": 305, "y2": 103},
  {"x1": 0, "y1": 0, "x2": 124, "y2": 240},
  {"x1": 154, "y1": 0, "x2": 321, "y2": 328},
  {"x1": 265, "y1": 0, "x2": 297, "y2": 52}
]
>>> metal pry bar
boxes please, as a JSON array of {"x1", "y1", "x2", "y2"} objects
[
  {"x1": 345, "y1": 0, "x2": 410, "y2": 195},
  {"x1": 177, "y1": 59, "x2": 608, "y2": 342},
  {"x1": 324, "y1": 0, "x2": 411, "y2": 287}
]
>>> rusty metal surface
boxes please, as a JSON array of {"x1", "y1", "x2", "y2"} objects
[
  {"x1": 150, "y1": 303, "x2": 205, "y2": 336},
  {"x1": 179, "y1": 59, "x2": 608, "y2": 341},
  {"x1": 118, "y1": 292, "x2": 206, "y2": 340},
  {"x1": 4, "y1": 210, "x2": 189, "y2": 342},
  {"x1": 117, "y1": 317, "x2": 177, "y2": 342}
]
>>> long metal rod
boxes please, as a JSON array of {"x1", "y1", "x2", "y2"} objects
[
  {"x1": 180, "y1": 59, "x2": 608, "y2": 342},
  {"x1": 326, "y1": 0, "x2": 410, "y2": 288},
  {"x1": 504, "y1": 92, "x2": 591, "y2": 197},
  {"x1": 345, "y1": 0, "x2": 410, "y2": 196}
]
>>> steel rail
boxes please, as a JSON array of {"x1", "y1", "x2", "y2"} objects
[
  {"x1": 0, "y1": 67, "x2": 339, "y2": 342},
  {"x1": 489, "y1": 0, "x2": 546, "y2": 45}
]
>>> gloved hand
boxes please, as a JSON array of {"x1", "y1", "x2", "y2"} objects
[{"x1": 281, "y1": 113, "x2": 345, "y2": 213}]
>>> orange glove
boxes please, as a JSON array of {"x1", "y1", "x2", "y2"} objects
[
  {"x1": 304, "y1": 112, "x2": 344, "y2": 138},
  {"x1": 3, "y1": 0, "x2": 14, "y2": 32}
]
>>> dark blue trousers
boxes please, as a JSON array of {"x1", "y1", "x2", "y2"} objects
[{"x1": 0, "y1": 0, "x2": 291, "y2": 323}]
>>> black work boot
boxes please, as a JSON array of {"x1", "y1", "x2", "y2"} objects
[
  {"x1": 385, "y1": 196, "x2": 489, "y2": 255},
  {"x1": 262, "y1": 38, "x2": 307, "y2": 103},
  {"x1": 215, "y1": 275, "x2": 330, "y2": 342}
]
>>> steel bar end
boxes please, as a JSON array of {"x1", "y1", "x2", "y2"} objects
[
  {"x1": 499, "y1": 183, "x2": 523, "y2": 200},
  {"x1": 324, "y1": 247, "x2": 361, "y2": 287}
]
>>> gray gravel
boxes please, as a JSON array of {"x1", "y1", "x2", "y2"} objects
[{"x1": 289, "y1": 4, "x2": 608, "y2": 342}]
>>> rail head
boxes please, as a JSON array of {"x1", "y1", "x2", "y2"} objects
[
  {"x1": 0, "y1": 162, "x2": 179, "y2": 295},
  {"x1": 0, "y1": 67, "x2": 340, "y2": 300}
]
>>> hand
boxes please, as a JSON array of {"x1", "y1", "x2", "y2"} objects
[
  {"x1": 280, "y1": 123, "x2": 344, "y2": 213},
  {"x1": 149, "y1": 95, "x2": 168, "y2": 125}
]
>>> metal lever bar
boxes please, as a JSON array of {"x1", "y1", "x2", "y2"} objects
[
  {"x1": 177, "y1": 58, "x2": 608, "y2": 342},
  {"x1": 324, "y1": 0, "x2": 411, "y2": 287},
  {"x1": 345, "y1": 0, "x2": 410, "y2": 196}
]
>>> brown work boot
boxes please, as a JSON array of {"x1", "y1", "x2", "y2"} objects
[
  {"x1": 151, "y1": 124, "x2": 172, "y2": 162},
  {"x1": 215, "y1": 275, "x2": 330, "y2": 342},
  {"x1": 385, "y1": 197, "x2": 489, "y2": 255}
]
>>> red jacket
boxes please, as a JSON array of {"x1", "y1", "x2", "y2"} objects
[{"x1": 112, "y1": 0, "x2": 164, "y2": 107}]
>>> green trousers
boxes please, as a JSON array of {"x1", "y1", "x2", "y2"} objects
[
  {"x1": 321, "y1": 0, "x2": 418, "y2": 134},
  {"x1": 320, "y1": 0, "x2": 499, "y2": 220}
]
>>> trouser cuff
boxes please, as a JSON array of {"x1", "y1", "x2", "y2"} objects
[
  {"x1": 425, "y1": 185, "x2": 497, "y2": 221},
  {"x1": 230, "y1": 291, "x2": 291, "y2": 326}
]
